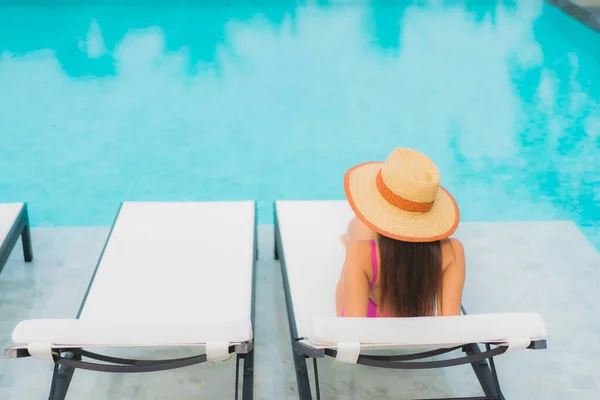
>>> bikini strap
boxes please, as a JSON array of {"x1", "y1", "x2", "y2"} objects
[{"x1": 370, "y1": 240, "x2": 378, "y2": 289}]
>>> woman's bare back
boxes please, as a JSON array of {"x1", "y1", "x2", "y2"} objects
[{"x1": 337, "y1": 217, "x2": 466, "y2": 317}]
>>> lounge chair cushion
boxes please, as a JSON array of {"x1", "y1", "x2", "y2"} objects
[
  {"x1": 309, "y1": 313, "x2": 546, "y2": 349},
  {"x1": 79, "y1": 202, "x2": 255, "y2": 324},
  {"x1": 12, "y1": 318, "x2": 253, "y2": 348}
]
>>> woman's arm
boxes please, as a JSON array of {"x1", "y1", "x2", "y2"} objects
[
  {"x1": 336, "y1": 275, "x2": 344, "y2": 316},
  {"x1": 439, "y1": 238, "x2": 466, "y2": 316},
  {"x1": 336, "y1": 241, "x2": 371, "y2": 317}
]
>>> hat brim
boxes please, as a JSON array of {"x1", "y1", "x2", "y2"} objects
[{"x1": 344, "y1": 162, "x2": 460, "y2": 242}]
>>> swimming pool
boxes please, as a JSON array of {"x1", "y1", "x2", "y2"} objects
[{"x1": 0, "y1": 1, "x2": 599, "y2": 250}]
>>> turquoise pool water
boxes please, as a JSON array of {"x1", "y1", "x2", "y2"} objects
[{"x1": 0, "y1": 1, "x2": 599, "y2": 249}]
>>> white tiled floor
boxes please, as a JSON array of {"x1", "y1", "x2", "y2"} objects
[{"x1": 0, "y1": 222, "x2": 599, "y2": 399}]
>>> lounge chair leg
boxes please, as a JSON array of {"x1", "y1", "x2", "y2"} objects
[
  {"x1": 274, "y1": 230, "x2": 279, "y2": 260},
  {"x1": 292, "y1": 350, "x2": 312, "y2": 400},
  {"x1": 241, "y1": 351, "x2": 254, "y2": 400},
  {"x1": 235, "y1": 354, "x2": 241, "y2": 400},
  {"x1": 254, "y1": 207, "x2": 259, "y2": 261},
  {"x1": 486, "y1": 344, "x2": 504, "y2": 398},
  {"x1": 21, "y1": 220, "x2": 33, "y2": 262},
  {"x1": 464, "y1": 344, "x2": 504, "y2": 400},
  {"x1": 48, "y1": 352, "x2": 79, "y2": 400},
  {"x1": 312, "y1": 358, "x2": 321, "y2": 400},
  {"x1": 273, "y1": 206, "x2": 279, "y2": 260}
]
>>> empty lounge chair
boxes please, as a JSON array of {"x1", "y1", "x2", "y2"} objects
[
  {"x1": 5, "y1": 201, "x2": 257, "y2": 400},
  {"x1": 274, "y1": 200, "x2": 547, "y2": 400}
]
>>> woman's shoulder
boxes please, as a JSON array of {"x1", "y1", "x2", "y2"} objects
[
  {"x1": 347, "y1": 216, "x2": 377, "y2": 241},
  {"x1": 345, "y1": 239, "x2": 375, "y2": 258},
  {"x1": 441, "y1": 238, "x2": 465, "y2": 271},
  {"x1": 442, "y1": 237, "x2": 464, "y2": 252},
  {"x1": 344, "y1": 240, "x2": 376, "y2": 273}
]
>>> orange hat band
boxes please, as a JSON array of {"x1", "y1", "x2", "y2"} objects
[{"x1": 375, "y1": 170, "x2": 434, "y2": 213}]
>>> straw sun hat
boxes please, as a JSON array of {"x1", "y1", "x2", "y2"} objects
[{"x1": 344, "y1": 148, "x2": 460, "y2": 242}]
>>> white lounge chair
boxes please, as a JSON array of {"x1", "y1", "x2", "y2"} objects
[
  {"x1": 274, "y1": 200, "x2": 547, "y2": 400},
  {"x1": 0, "y1": 202, "x2": 33, "y2": 274},
  {"x1": 5, "y1": 201, "x2": 257, "y2": 400}
]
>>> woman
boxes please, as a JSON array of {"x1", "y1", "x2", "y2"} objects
[{"x1": 336, "y1": 147, "x2": 466, "y2": 318}]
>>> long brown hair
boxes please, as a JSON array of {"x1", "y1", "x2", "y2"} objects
[{"x1": 378, "y1": 233, "x2": 442, "y2": 317}]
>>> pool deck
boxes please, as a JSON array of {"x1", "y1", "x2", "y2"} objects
[{"x1": 1, "y1": 222, "x2": 600, "y2": 399}]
